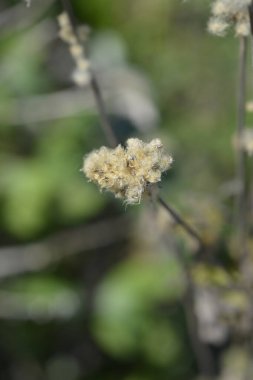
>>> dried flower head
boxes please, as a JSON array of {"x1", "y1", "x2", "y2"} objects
[
  {"x1": 208, "y1": 0, "x2": 251, "y2": 37},
  {"x1": 246, "y1": 101, "x2": 253, "y2": 112},
  {"x1": 82, "y1": 138, "x2": 173, "y2": 205},
  {"x1": 57, "y1": 12, "x2": 91, "y2": 87},
  {"x1": 235, "y1": 128, "x2": 253, "y2": 155}
]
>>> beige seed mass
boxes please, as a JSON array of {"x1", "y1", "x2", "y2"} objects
[
  {"x1": 82, "y1": 138, "x2": 173, "y2": 205},
  {"x1": 208, "y1": 0, "x2": 251, "y2": 37}
]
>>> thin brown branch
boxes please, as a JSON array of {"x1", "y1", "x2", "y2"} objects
[
  {"x1": 183, "y1": 281, "x2": 215, "y2": 376},
  {"x1": 60, "y1": 0, "x2": 117, "y2": 147},
  {"x1": 90, "y1": 76, "x2": 118, "y2": 147},
  {"x1": 161, "y1": 233, "x2": 214, "y2": 375},
  {"x1": 158, "y1": 196, "x2": 204, "y2": 249},
  {"x1": 248, "y1": 2, "x2": 253, "y2": 36}
]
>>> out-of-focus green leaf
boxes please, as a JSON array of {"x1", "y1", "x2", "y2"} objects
[
  {"x1": 1, "y1": 25, "x2": 50, "y2": 94},
  {"x1": 58, "y1": 179, "x2": 105, "y2": 222},
  {"x1": 2, "y1": 161, "x2": 56, "y2": 237},
  {"x1": 141, "y1": 320, "x2": 182, "y2": 367},
  {"x1": 93, "y1": 254, "x2": 184, "y2": 360}
]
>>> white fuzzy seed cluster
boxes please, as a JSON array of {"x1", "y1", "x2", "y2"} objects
[
  {"x1": 237, "y1": 129, "x2": 253, "y2": 155},
  {"x1": 57, "y1": 12, "x2": 91, "y2": 87},
  {"x1": 208, "y1": 0, "x2": 251, "y2": 37},
  {"x1": 246, "y1": 101, "x2": 253, "y2": 112},
  {"x1": 83, "y1": 138, "x2": 173, "y2": 205}
]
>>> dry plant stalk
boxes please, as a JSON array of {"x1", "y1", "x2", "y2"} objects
[{"x1": 208, "y1": 1, "x2": 250, "y2": 262}]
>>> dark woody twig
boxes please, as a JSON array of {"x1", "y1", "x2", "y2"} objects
[
  {"x1": 60, "y1": 0, "x2": 117, "y2": 148},
  {"x1": 158, "y1": 196, "x2": 204, "y2": 249},
  {"x1": 157, "y1": 197, "x2": 213, "y2": 372},
  {"x1": 248, "y1": 2, "x2": 253, "y2": 36},
  {"x1": 90, "y1": 76, "x2": 118, "y2": 148}
]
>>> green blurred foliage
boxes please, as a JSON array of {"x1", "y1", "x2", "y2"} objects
[
  {"x1": 0, "y1": 0, "x2": 248, "y2": 379},
  {"x1": 1, "y1": 116, "x2": 106, "y2": 237},
  {"x1": 93, "y1": 254, "x2": 184, "y2": 359}
]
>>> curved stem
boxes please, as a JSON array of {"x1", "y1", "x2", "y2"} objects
[
  {"x1": 158, "y1": 196, "x2": 204, "y2": 248},
  {"x1": 90, "y1": 76, "x2": 118, "y2": 148},
  {"x1": 60, "y1": 0, "x2": 117, "y2": 148}
]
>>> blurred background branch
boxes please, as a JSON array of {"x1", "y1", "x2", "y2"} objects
[{"x1": 0, "y1": 215, "x2": 129, "y2": 280}]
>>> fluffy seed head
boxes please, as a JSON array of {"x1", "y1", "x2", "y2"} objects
[
  {"x1": 82, "y1": 138, "x2": 173, "y2": 205},
  {"x1": 208, "y1": 0, "x2": 251, "y2": 37},
  {"x1": 237, "y1": 129, "x2": 253, "y2": 155},
  {"x1": 208, "y1": 17, "x2": 229, "y2": 36}
]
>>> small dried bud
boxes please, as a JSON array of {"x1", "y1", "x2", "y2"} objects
[
  {"x1": 76, "y1": 58, "x2": 90, "y2": 70},
  {"x1": 70, "y1": 44, "x2": 84, "y2": 59},
  {"x1": 57, "y1": 12, "x2": 70, "y2": 28},
  {"x1": 72, "y1": 68, "x2": 91, "y2": 87},
  {"x1": 82, "y1": 138, "x2": 173, "y2": 205},
  {"x1": 208, "y1": 17, "x2": 229, "y2": 36},
  {"x1": 57, "y1": 12, "x2": 91, "y2": 87},
  {"x1": 235, "y1": 14, "x2": 250, "y2": 36},
  {"x1": 59, "y1": 28, "x2": 77, "y2": 45}
]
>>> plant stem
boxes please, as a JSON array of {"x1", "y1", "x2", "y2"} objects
[
  {"x1": 182, "y1": 278, "x2": 215, "y2": 375},
  {"x1": 161, "y1": 233, "x2": 213, "y2": 374},
  {"x1": 235, "y1": 36, "x2": 248, "y2": 261},
  {"x1": 158, "y1": 196, "x2": 204, "y2": 248},
  {"x1": 90, "y1": 76, "x2": 118, "y2": 148},
  {"x1": 249, "y1": 2, "x2": 253, "y2": 36},
  {"x1": 60, "y1": 0, "x2": 117, "y2": 148}
]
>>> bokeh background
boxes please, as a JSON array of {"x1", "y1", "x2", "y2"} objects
[{"x1": 0, "y1": 0, "x2": 248, "y2": 379}]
